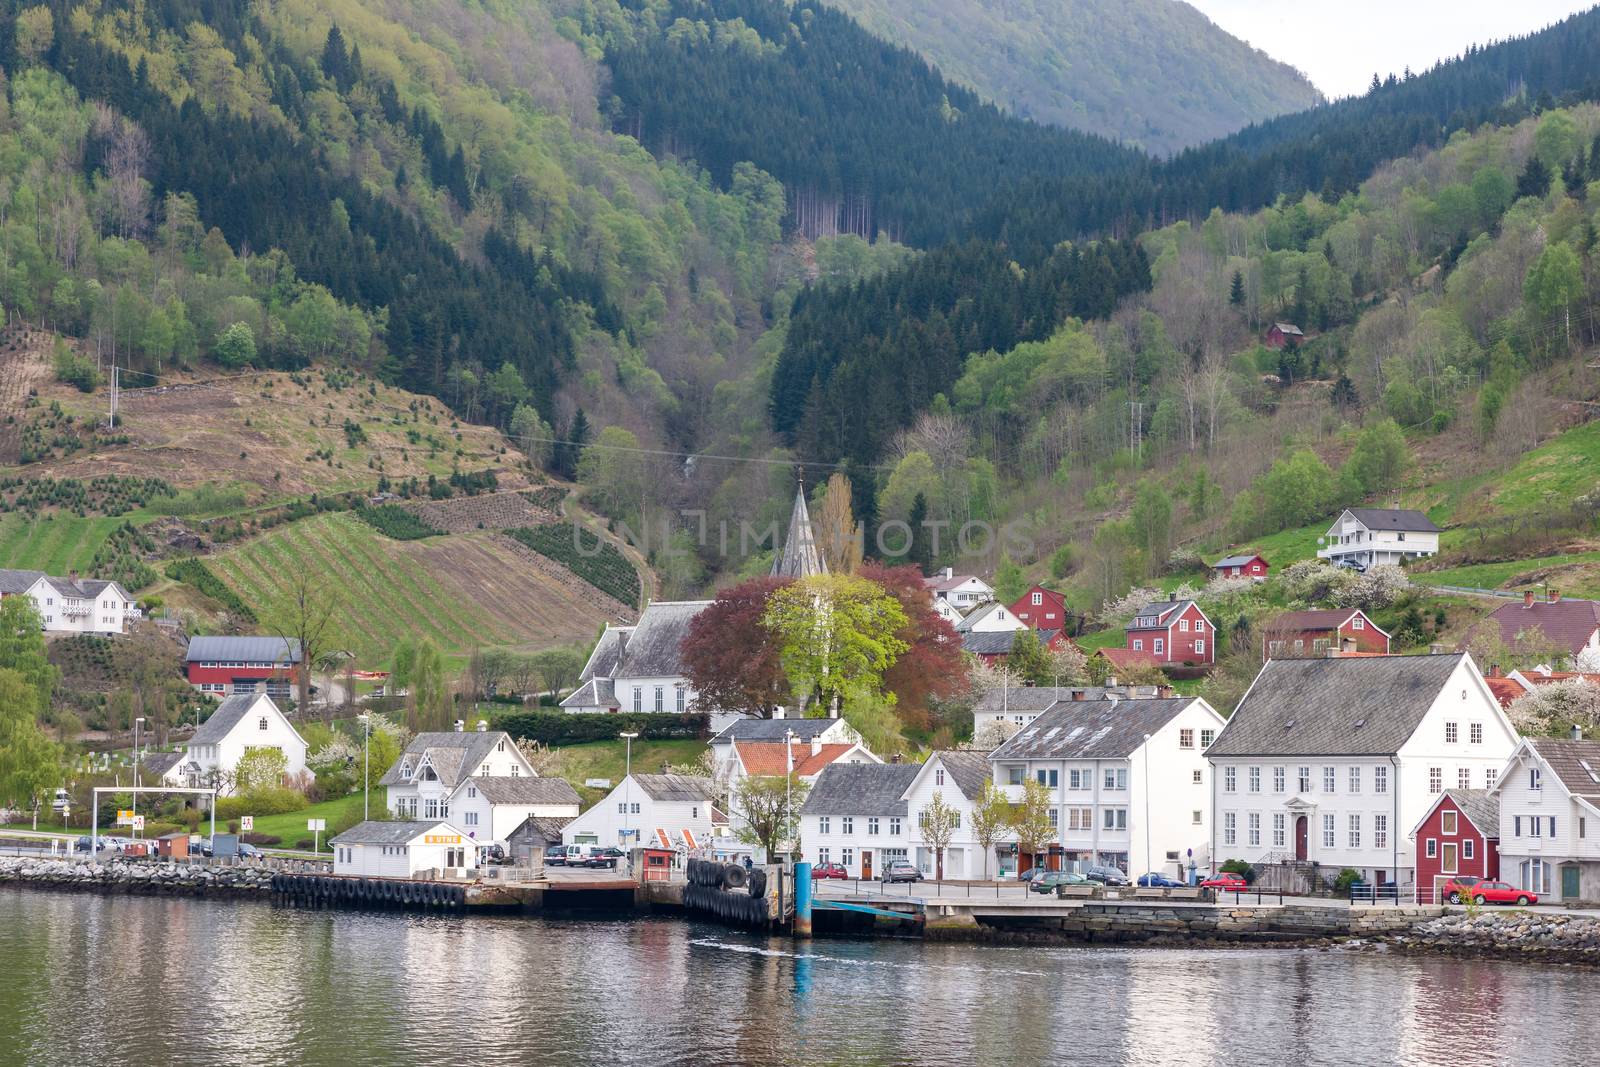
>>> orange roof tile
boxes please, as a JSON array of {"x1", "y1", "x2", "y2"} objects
[
  {"x1": 735, "y1": 741, "x2": 855, "y2": 778},
  {"x1": 1096, "y1": 647, "x2": 1161, "y2": 670},
  {"x1": 1484, "y1": 676, "x2": 1529, "y2": 708}
]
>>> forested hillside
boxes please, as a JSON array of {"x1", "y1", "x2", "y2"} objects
[{"x1": 821, "y1": 0, "x2": 1321, "y2": 154}]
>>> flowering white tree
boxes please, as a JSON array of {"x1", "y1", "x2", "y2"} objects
[
  {"x1": 1575, "y1": 647, "x2": 1600, "y2": 673},
  {"x1": 1331, "y1": 565, "x2": 1412, "y2": 611},
  {"x1": 1507, "y1": 679, "x2": 1600, "y2": 732}
]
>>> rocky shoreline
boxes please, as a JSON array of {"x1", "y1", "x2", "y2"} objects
[
  {"x1": 0, "y1": 857, "x2": 275, "y2": 896},
  {"x1": 1381, "y1": 911, "x2": 1600, "y2": 964}
]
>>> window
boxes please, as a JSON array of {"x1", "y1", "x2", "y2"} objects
[
  {"x1": 424, "y1": 799, "x2": 438, "y2": 819},
  {"x1": 817, "y1": 848, "x2": 830, "y2": 865},
  {"x1": 1463, "y1": 839, "x2": 1475, "y2": 859},
  {"x1": 1037, "y1": 769, "x2": 1059, "y2": 788},
  {"x1": 935, "y1": 768, "x2": 945, "y2": 786},
  {"x1": 1193, "y1": 810, "x2": 1203, "y2": 825},
  {"x1": 1195, "y1": 640, "x2": 1205, "y2": 656},
  {"x1": 258, "y1": 716, "x2": 269, "y2": 731},
  {"x1": 1514, "y1": 816, "x2": 1522, "y2": 837},
  {"x1": 631, "y1": 803, "x2": 640, "y2": 815},
  {"x1": 1007, "y1": 766, "x2": 1025, "y2": 786},
  {"x1": 1180, "y1": 618, "x2": 1189, "y2": 631},
  {"x1": 890, "y1": 817, "x2": 901, "y2": 836},
  {"x1": 1529, "y1": 817, "x2": 1541, "y2": 839},
  {"x1": 1348, "y1": 814, "x2": 1361, "y2": 849},
  {"x1": 1374, "y1": 766, "x2": 1388, "y2": 794},
  {"x1": 1200, "y1": 729, "x2": 1215, "y2": 748},
  {"x1": 1429, "y1": 767, "x2": 1442, "y2": 794},
  {"x1": 1103, "y1": 808, "x2": 1127, "y2": 831},
  {"x1": 1248, "y1": 813, "x2": 1261, "y2": 847},
  {"x1": 1272, "y1": 813, "x2": 1286, "y2": 847},
  {"x1": 868, "y1": 818, "x2": 880, "y2": 836},
  {"x1": 1426, "y1": 838, "x2": 1437, "y2": 858},
  {"x1": 1133, "y1": 639, "x2": 1144, "y2": 651},
  {"x1": 1195, "y1": 619, "x2": 1206, "y2": 634},
  {"x1": 1179, "y1": 728, "x2": 1194, "y2": 749},
  {"x1": 617, "y1": 802, "x2": 626, "y2": 814},
  {"x1": 654, "y1": 687, "x2": 664, "y2": 713},
  {"x1": 1458, "y1": 767, "x2": 1471, "y2": 790},
  {"x1": 1352, "y1": 615, "x2": 1365, "y2": 630},
  {"x1": 818, "y1": 817, "x2": 830, "y2": 835},
  {"x1": 1349, "y1": 767, "x2": 1361, "y2": 794},
  {"x1": 1374, "y1": 815, "x2": 1387, "y2": 850},
  {"x1": 1248, "y1": 767, "x2": 1261, "y2": 793},
  {"x1": 1529, "y1": 768, "x2": 1542, "y2": 790},
  {"x1": 1105, "y1": 768, "x2": 1127, "y2": 791},
  {"x1": 1273, "y1": 766, "x2": 1286, "y2": 793},
  {"x1": 632, "y1": 688, "x2": 642, "y2": 713},
  {"x1": 841, "y1": 848, "x2": 854, "y2": 868},
  {"x1": 1442, "y1": 810, "x2": 1458, "y2": 835},
  {"x1": 1465, "y1": 722, "x2": 1482, "y2": 745},
  {"x1": 1048, "y1": 808, "x2": 1059, "y2": 828},
  {"x1": 1297, "y1": 766, "x2": 1311, "y2": 793},
  {"x1": 1323, "y1": 767, "x2": 1336, "y2": 793},
  {"x1": 1031, "y1": 591, "x2": 1043, "y2": 605},
  {"x1": 1192, "y1": 769, "x2": 1203, "y2": 785},
  {"x1": 496, "y1": 740, "x2": 506, "y2": 753},
  {"x1": 676, "y1": 687, "x2": 686, "y2": 713},
  {"x1": 467, "y1": 785, "x2": 477, "y2": 799},
  {"x1": 1322, "y1": 814, "x2": 1335, "y2": 848},
  {"x1": 1223, "y1": 812, "x2": 1236, "y2": 845},
  {"x1": 1153, "y1": 638, "x2": 1165, "y2": 655},
  {"x1": 1485, "y1": 768, "x2": 1498, "y2": 789},
  {"x1": 510, "y1": 765, "x2": 520, "y2": 778},
  {"x1": 1224, "y1": 767, "x2": 1236, "y2": 793},
  {"x1": 1582, "y1": 817, "x2": 1588, "y2": 840},
  {"x1": 1445, "y1": 722, "x2": 1458, "y2": 744},
  {"x1": 464, "y1": 811, "x2": 478, "y2": 827},
  {"x1": 841, "y1": 817, "x2": 854, "y2": 835}
]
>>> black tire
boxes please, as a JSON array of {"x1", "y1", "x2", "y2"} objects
[
  {"x1": 1516, "y1": 895, "x2": 1530, "y2": 906},
  {"x1": 748, "y1": 869, "x2": 767, "y2": 898},
  {"x1": 1447, "y1": 892, "x2": 1461, "y2": 904},
  {"x1": 723, "y1": 864, "x2": 748, "y2": 890}
]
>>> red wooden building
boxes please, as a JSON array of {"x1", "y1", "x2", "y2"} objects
[
  {"x1": 1124, "y1": 598, "x2": 1214, "y2": 666},
  {"x1": 1262, "y1": 609, "x2": 1390, "y2": 660},
  {"x1": 1009, "y1": 584, "x2": 1071, "y2": 631},
  {"x1": 185, "y1": 635, "x2": 304, "y2": 698},
  {"x1": 1264, "y1": 322, "x2": 1305, "y2": 349},
  {"x1": 1412, "y1": 789, "x2": 1499, "y2": 901},
  {"x1": 1211, "y1": 553, "x2": 1269, "y2": 580}
]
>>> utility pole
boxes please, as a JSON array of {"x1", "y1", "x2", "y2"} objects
[
  {"x1": 108, "y1": 364, "x2": 119, "y2": 429},
  {"x1": 133, "y1": 716, "x2": 144, "y2": 837},
  {"x1": 359, "y1": 713, "x2": 371, "y2": 821},
  {"x1": 620, "y1": 731, "x2": 638, "y2": 848}
]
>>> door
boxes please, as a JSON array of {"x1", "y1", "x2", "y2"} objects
[
  {"x1": 1562, "y1": 865, "x2": 1581, "y2": 899},
  {"x1": 1294, "y1": 816, "x2": 1309, "y2": 861},
  {"x1": 1441, "y1": 843, "x2": 1458, "y2": 875},
  {"x1": 861, "y1": 850, "x2": 873, "y2": 879}
]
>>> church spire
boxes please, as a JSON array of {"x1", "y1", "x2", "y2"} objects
[{"x1": 771, "y1": 481, "x2": 827, "y2": 579}]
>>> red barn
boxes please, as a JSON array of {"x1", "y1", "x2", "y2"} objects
[
  {"x1": 185, "y1": 635, "x2": 304, "y2": 699},
  {"x1": 1412, "y1": 789, "x2": 1499, "y2": 902},
  {"x1": 1262, "y1": 609, "x2": 1390, "y2": 660},
  {"x1": 1010, "y1": 584, "x2": 1070, "y2": 631},
  {"x1": 1264, "y1": 322, "x2": 1304, "y2": 349},
  {"x1": 1211, "y1": 554, "x2": 1269, "y2": 581},
  {"x1": 1124, "y1": 598, "x2": 1214, "y2": 666}
]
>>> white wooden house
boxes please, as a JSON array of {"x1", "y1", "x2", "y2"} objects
[
  {"x1": 798, "y1": 762, "x2": 922, "y2": 879},
  {"x1": 330, "y1": 820, "x2": 476, "y2": 878},
  {"x1": 445, "y1": 775, "x2": 581, "y2": 845},
  {"x1": 562, "y1": 774, "x2": 716, "y2": 851},
  {"x1": 1316, "y1": 508, "x2": 1440, "y2": 569},
  {"x1": 903, "y1": 750, "x2": 1000, "y2": 880},
  {"x1": 0, "y1": 568, "x2": 137, "y2": 635},
  {"x1": 561, "y1": 601, "x2": 710, "y2": 719},
  {"x1": 1492, "y1": 736, "x2": 1600, "y2": 901},
  {"x1": 923, "y1": 568, "x2": 994, "y2": 611},
  {"x1": 164, "y1": 692, "x2": 310, "y2": 795},
  {"x1": 380, "y1": 723, "x2": 536, "y2": 821}
]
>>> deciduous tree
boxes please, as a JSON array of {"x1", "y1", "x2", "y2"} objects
[
  {"x1": 917, "y1": 789, "x2": 959, "y2": 880},
  {"x1": 969, "y1": 777, "x2": 1012, "y2": 879},
  {"x1": 682, "y1": 577, "x2": 791, "y2": 716},
  {"x1": 735, "y1": 774, "x2": 808, "y2": 858},
  {"x1": 1009, "y1": 778, "x2": 1057, "y2": 872},
  {"x1": 764, "y1": 575, "x2": 910, "y2": 715},
  {"x1": 859, "y1": 564, "x2": 967, "y2": 727}
]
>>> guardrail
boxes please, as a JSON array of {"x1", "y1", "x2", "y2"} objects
[{"x1": 1413, "y1": 582, "x2": 1526, "y2": 600}]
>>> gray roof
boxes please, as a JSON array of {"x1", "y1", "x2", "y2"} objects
[
  {"x1": 928, "y1": 750, "x2": 992, "y2": 800},
  {"x1": 1343, "y1": 508, "x2": 1440, "y2": 533},
  {"x1": 1273, "y1": 322, "x2": 1304, "y2": 336},
  {"x1": 506, "y1": 814, "x2": 573, "y2": 846},
  {"x1": 955, "y1": 602, "x2": 1011, "y2": 632},
  {"x1": 576, "y1": 627, "x2": 630, "y2": 682},
  {"x1": 973, "y1": 687, "x2": 1100, "y2": 714},
  {"x1": 800, "y1": 762, "x2": 920, "y2": 817},
  {"x1": 989, "y1": 698, "x2": 1198, "y2": 761},
  {"x1": 192, "y1": 693, "x2": 284, "y2": 745},
  {"x1": 379, "y1": 730, "x2": 515, "y2": 789},
  {"x1": 1525, "y1": 738, "x2": 1600, "y2": 802},
  {"x1": 962, "y1": 630, "x2": 1022, "y2": 655},
  {"x1": 1207, "y1": 654, "x2": 1466, "y2": 758},
  {"x1": 331, "y1": 820, "x2": 458, "y2": 846},
  {"x1": 1443, "y1": 789, "x2": 1500, "y2": 836},
  {"x1": 141, "y1": 750, "x2": 184, "y2": 778},
  {"x1": 559, "y1": 676, "x2": 616, "y2": 709},
  {"x1": 573, "y1": 601, "x2": 709, "y2": 683},
  {"x1": 185, "y1": 635, "x2": 303, "y2": 664},
  {"x1": 711, "y1": 717, "x2": 842, "y2": 744},
  {"x1": 631, "y1": 774, "x2": 715, "y2": 803},
  {"x1": 462, "y1": 776, "x2": 580, "y2": 806},
  {"x1": 0, "y1": 569, "x2": 45, "y2": 594},
  {"x1": 1213, "y1": 554, "x2": 1264, "y2": 568},
  {"x1": 1129, "y1": 600, "x2": 1198, "y2": 631},
  {"x1": 770, "y1": 486, "x2": 827, "y2": 579},
  {"x1": 43, "y1": 575, "x2": 130, "y2": 600}
]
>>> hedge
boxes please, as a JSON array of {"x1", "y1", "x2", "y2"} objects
[
  {"x1": 165, "y1": 558, "x2": 257, "y2": 622},
  {"x1": 496, "y1": 711, "x2": 709, "y2": 745}
]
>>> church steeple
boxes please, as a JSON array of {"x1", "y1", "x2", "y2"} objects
[{"x1": 771, "y1": 482, "x2": 827, "y2": 579}]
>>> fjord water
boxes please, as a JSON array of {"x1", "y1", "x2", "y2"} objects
[{"x1": 1, "y1": 890, "x2": 1593, "y2": 1066}]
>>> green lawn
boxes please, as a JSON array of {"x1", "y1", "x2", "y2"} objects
[
  {"x1": 1237, "y1": 521, "x2": 1325, "y2": 567},
  {"x1": 1414, "y1": 552, "x2": 1600, "y2": 597},
  {"x1": 0, "y1": 512, "x2": 125, "y2": 572},
  {"x1": 241, "y1": 793, "x2": 370, "y2": 852}
]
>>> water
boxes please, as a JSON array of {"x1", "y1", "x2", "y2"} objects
[{"x1": 1, "y1": 889, "x2": 1595, "y2": 1066}]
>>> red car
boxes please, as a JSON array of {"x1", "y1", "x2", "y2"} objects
[
  {"x1": 1468, "y1": 880, "x2": 1537, "y2": 906},
  {"x1": 811, "y1": 863, "x2": 848, "y2": 880},
  {"x1": 1200, "y1": 873, "x2": 1249, "y2": 892},
  {"x1": 1439, "y1": 876, "x2": 1483, "y2": 903}
]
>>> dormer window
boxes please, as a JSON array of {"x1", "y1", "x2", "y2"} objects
[{"x1": 421, "y1": 765, "x2": 437, "y2": 781}]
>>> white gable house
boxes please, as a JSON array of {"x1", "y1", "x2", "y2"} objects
[
  {"x1": 1492, "y1": 737, "x2": 1600, "y2": 902},
  {"x1": 167, "y1": 692, "x2": 309, "y2": 795},
  {"x1": 0, "y1": 569, "x2": 137, "y2": 635},
  {"x1": 446, "y1": 776, "x2": 581, "y2": 845},
  {"x1": 331, "y1": 820, "x2": 477, "y2": 878},
  {"x1": 561, "y1": 600, "x2": 710, "y2": 717},
  {"x1": 903, "y1": 750, "x2": 1000, "y2": 880},
  {"x1": 380, "y1": 724, "x2": 536, "y2": 821},
  {"x1": 1317, "y1": 508, "x2": 1440, "y2": 569},
  {"x1": 923, "y1": 568, "x2": 994, "y2": 610},
  {"x1": 799, "y1": 762, "x2": 922, "y2": 879},
  {"x1": 563, "y1": 773, "x2": 716, "y2": 851}
]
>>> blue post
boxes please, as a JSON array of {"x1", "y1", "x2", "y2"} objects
[{"x1": 794, "y1": 861, "x2": 813, "y2": 939}]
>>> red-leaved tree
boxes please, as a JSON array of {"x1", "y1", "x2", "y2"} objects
[
  {"x1": 681, "y1": 576, "x2": 792, "y2": 717},
  {"x1": 860, "y1": 563, "x2": 967, "y2": 729}
]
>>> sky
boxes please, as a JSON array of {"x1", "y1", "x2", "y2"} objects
[{"x1": 1189, "y1": 1, "x2": 1598, "y2": 99}]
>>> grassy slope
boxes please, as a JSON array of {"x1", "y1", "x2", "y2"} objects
[
  {"x1": 0, "y1": 512, "x2": 124, "y2": 573},
  {"x1": 556, "y1": 738, "x2": 710, "y2": 808},
  {"x1": 246, "y1": 794, "x2": 368, "y2": 851}
]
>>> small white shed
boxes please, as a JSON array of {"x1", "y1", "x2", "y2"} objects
[{"x1": 330, "y1": 820, "x2": 477, "y2": 878}]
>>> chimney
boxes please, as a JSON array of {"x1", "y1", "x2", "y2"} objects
[
  {"x1": 773, "y1": 706, "x2": 787, "y2": 720},
  {"x1": 1157, "y1": 684, "x2": 1175, "y2": 699},
  {"x1": 1072, "y1": 690, "x2": 1086, "y2": 701},
  {"x1": 811, "y1": 736, "x2": 822, "y2": 757},
  {"x1": 890, "y1": 753, "x2": 902, "y2": 763},
  {"x1": 1550, "y1": 588, "x2": 1562, "y2": 603},
  {"x1": 476, "y1": 719, "x2": 488, "y2": 732},
  {"x1": 1573, "y1": 725, "x2": 1584, "y2": 741},
  {"x1": 1489, "y1": 663, "x2": 1502, "y2": 678},
  {"x1": 454, "y1": 719, "x2": 465, "y2": 732},
  {"x1": 1107, "y1": 676, "x2": 1118, "y2": 687},
  {"x1": 942, "y1": 567, "x2": 954, "y2": 580},
  {"x1": 1525, "y1": 590, "x2": 1536, "y2": 608}
]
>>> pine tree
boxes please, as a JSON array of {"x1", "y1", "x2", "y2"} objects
[
  {"x1": 1516, "y1": 155, "x2": 1552, "y2": 200},
  {"x1": 1228, "y1": 269, "x2": 1245, "y2": 306},
  {"x1": 321, "y1": 26, "x2": 350, "y2": 89},
  {"x1": 906, "y1": 493, "x2": 931, "y2": 574}
]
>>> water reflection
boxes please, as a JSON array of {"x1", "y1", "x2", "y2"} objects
[{"x1": 1, "y1": 890, "x2": 1595, "y2": 1067}]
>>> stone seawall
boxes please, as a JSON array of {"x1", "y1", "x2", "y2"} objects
[
  {"x1": 1389, "y1": 911, "x2": 1600, "y2": 964},
  {"x1": 0, "y1": 857, "x2": 274, "y2": 896}
]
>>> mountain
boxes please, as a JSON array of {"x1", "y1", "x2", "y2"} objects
[{"x1": 820, "y1": 0, "x2": 1322, "y2": 154}]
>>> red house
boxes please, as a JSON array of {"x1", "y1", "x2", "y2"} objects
[
  {"x1": 185, "y1": 635, "x2": 304, "y2": 698},
  {"x1": 963, "y1": 628, "x2": 1074, "y2": 667},
  {"x1": 1010, "y1": 584, "x2": 1070, "y2": 631},
  {"x1": 1211, "y1": 554, "x2": 1269, "y2": 581},
  {"x1": 1125, "y1": 598, "x2": 1214, "y2": 666},
  {"x1": 1264, "y1": 322, "x2": 1304, "y2": 349},
  {"x1": 1412, "y1": 789, "x2": 1499, "y2": 902},
  {"x1": 1262, "y1": 609, "x2": 1390, "y2": 660}
]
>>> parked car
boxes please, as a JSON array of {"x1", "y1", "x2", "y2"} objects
[
  {"x1": 584, "y1": 846, "x2": 626, "y2": 869},
  {"x1": 1084, "y1": 865, "x2": 1129, "y2": 886},
  {"x1": 74, "y1": 835, "x2": 112, "y2": 853},
  {"x1": 478, "y1": 844, "x2": 507, "y2": 865},
  {"x1": 1031, "y1": 871, "x2": 1091, "y2": 894},
  {"x1": 811, "y1": 862, "x2": 848, "y2": 880},
  {"x1": 1440, "y1": 876, "x2": 1483, "y2": 903},
  {"x1": 1469, "y1": 880, "x2": 1537, "y2": 906},
  {"x1": 1018, "y1": 866, "x2": 1044, "y2": 883},
  {"x1": 235, "y1": 842, "x2": 263, "y2": 860},
  {"x1": 1200, "y1": 873, "x2": 1250, "y2": 892},
  {"x1": 880, "y1": 859, "x2": 920, "y2": 884},
  {"x1": 544, "y1": 846, "x2": 568, "y2": 867},
  {"x1": 1136, "y1": 872, "x2": 1184, "y2": 888}
]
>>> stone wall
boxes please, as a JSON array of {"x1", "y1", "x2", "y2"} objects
[
  {"x1": 1390, "y1": 911, "x2": 1600, "y2": 964},
  {"x1": 0, "y1": 857, "x2": 274, "y2": 896}
]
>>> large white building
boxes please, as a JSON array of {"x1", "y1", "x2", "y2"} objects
[
  {"x1": 380, "y1": 724, "x2": 537, "y2": 821},
  {"x1": 446, "y1": 775, "x2": 581, "y2": 846},
  {"x1": 1316, "y1": 508, "x2": 1440, "y2": 569},
  {"x1": 561, "y1": 601, "x2": 710, "y2": 717},
  {"x1": 903, "y1": 750, "x2": 1000, "y2": 880},
  {"x1": 331, "y1": 820, "x2": 476, "y2": 878},
  {"x1": 562, "y1": 774, "x2": 716, "y2": 851},
  {"x1": 971, "y1": 684, "x2": 1169, "y2": 746},
  {"x1": 1493, "y1": 736, "x2": 1600, "y2": 901},
  {"x1": 799, "y1": 762, "x2": 922, "y2": 879},
  {"x1": 923, "y1": 568, "x2": 994, "y2": 612},
  {"x1": 0, "y1": 568, "x2": 137, "y2": 635},
  {"x1": 161, "y1": 692, "x2": 310, "y2": 795},
  {"x1": 1208, "y1": 653, "x2": 1518, "y2": 888},
  {"x1": 988, "y1": 695, "x2": 1226, "y2": 877}
]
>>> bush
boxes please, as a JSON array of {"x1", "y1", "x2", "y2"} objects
[
  {"x1": 1220, "y1": 858, "x2": 1257, "y2": 883},
  {"x1": 496, "y1": 711, "x2": 709, "y2": 745},
  {"x1": 214, "y1": 787, "x2": 309, "y2": 820},
  {"x1": 1333, "y1": 867, "x2": 1364, "y2": 896},
  {"x1": 506, "y1": 524, "x2": 641, "y2": 606},
  {"x1": 240, "y1": 833, "x2": 283, "y2": 847},
  {"x1": 165, "y1": 558, "x2": 256, "y2": 621},
  {"x1": 355, "y1": 504, "x2": 441, "y2": 540},
  {"x1": 53, "y1": 343, "x2": 101, "y2": 392}
]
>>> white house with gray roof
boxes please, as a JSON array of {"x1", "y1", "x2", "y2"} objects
[
  {"x1": 163, "y1": 692, "x2": 310, "y2": 794},
  {"x1": 1491, "y1": 736, "x2": 1600, "y2": 901},
  {"x1": 1317, "y1": 508, "x2": 1440, "y2": 569},
  {"x1": 563, "y1": 774, "x2": 716, "y2": 851},
  {"x1": 1208, "y1": 654, "x2": 1517, "y2": 888},
  {"x1": 989, "y1": 696, "x2": 1225, "y2": 877},
  {"x1": 903, "y1": 750, "x2": 1000, "y2": 880},
  {"x1": 331, "y1": 819, "x2": 476, "y2": 878},
  {"x1": 0, "y1": 568, "x2": 136, "y2": 635},
  {"x1": 799, "y1": 762, "x2": 922, "y2": 879},
  {"x1": 381, "y1": 724, "x2": 536, "y2": 822},
  {"x1": 561, "y1": 600, "x2": 712, "y2": 718},
  {"x1": 972, "y1": 684, "x2": 1170, "y2": 746},
  {"x1": 446, "y1": 775, "x2": 581, "y2": 845}
]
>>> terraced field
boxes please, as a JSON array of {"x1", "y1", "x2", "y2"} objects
[
  {"x1": 0, "y1": 512, "x2": 123, "y2": 573},
  {"x1": 206, "y1": 513, "x2": 616, "y2": 662}
]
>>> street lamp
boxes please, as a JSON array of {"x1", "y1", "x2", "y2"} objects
[
  {"x1": 358, "y1": 713, "x2": 372, "y2": 821},
  {"x1": 133, "y1": 716, "x2": 146, "y2": 836},
  {"x1": 620, "y1": 731, "x2": 639, "y2": 848},
  {"x1": 784, "y1": 728, "x2": 797, "y2": 863},
  {"x1": 1142, "y1": 732, "x2": 1152, "y2": 880}
]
